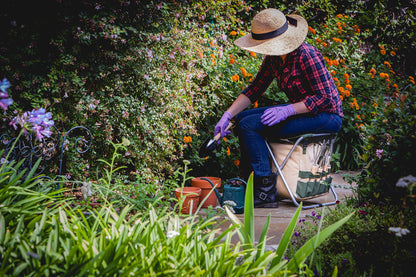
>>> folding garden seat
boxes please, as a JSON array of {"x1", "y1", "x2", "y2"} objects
[{"x1": 265, "y1": 133, "x2": 338, "y2": 209}]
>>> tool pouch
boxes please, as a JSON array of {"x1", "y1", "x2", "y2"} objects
[{"x1": 269, "y1": 138, "x2": 333, "y2": 200}]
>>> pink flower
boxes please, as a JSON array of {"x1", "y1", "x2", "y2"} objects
[{"x1": 376, "y1": 149, "x2": 384, "y2": 159}]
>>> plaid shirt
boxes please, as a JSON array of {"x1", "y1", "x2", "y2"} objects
[{"x1": 242, "y1": 43, "x2": 343, "y2": 117}]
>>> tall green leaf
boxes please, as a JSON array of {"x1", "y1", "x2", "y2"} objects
[
  {"x1": 244, "y1": 172, "x2": 254, "y2": 244},
  {"x1": 287, "y1": 212, "x2": 354, "y2": 272}
]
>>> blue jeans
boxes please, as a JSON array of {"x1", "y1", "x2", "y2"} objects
[{"x1": 234, "y1": 105, "x2": 342, "y2": 178}]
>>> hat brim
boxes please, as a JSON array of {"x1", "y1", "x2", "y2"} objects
[{"x1": 234, "y1": 14, "x2": 308, "y2": 56}]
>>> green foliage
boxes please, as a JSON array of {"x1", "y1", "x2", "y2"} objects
[
  {"x1": 290, "y1": 203, "x2": 416, "y2": 276},
  {"x1": 357, "y1": 81, "x2": 416, "y2": 204}
]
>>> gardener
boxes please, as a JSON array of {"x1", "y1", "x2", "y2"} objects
[{"x1": 214, "y1": 8, "x2": 343, "y2": 208}]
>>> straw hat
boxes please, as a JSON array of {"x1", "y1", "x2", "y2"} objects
[{"x1": 234, "y1": 8, "x2": 308, "y2": 56}]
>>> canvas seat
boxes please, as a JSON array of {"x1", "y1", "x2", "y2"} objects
[{"x1": 265, "y1": 133, "x2": 338, "y2": 209}]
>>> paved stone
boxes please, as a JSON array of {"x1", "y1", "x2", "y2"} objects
[{"x1": 205, "y1": 171, "x2": 358, "y2": 246}]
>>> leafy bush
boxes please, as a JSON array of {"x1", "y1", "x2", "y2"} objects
[
  {"x1": 290, "y1": 203, "x2": 416, "y2": 276},
  {"x1": 356, "y1": 69, "x2": 416, "y2": 204}
]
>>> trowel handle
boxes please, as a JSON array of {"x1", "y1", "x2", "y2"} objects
[{"x1": 213, "y1": 122, "x2": 233, "y2": 141}]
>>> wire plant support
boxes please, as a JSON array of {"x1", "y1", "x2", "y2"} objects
[{"x1": 1, "y1": 126, "x2": 92, "y2": 189}]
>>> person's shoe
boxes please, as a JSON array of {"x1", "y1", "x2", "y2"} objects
[{"x1": 253, "y1": 173, "x2": 279, "y2": 208}]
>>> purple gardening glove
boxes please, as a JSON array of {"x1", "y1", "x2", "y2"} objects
[
  {"x1": 261, "y1": 105, "x2": 296, "y2": 126},
  {"x1": 214, "y1": 111, "x2": 232, "y2": 138}
]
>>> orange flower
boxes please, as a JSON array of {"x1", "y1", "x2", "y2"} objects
[
  {"x1": 183, "y1": 136, "x2": 192, "y2": 143},
  {"x1": 232, "y1": 74, "x2": 239, "y2": 82},
  {"x1": 380, "y1": 73, "x2": 389, "y2": 79},
  {"x1": 390, "y1": 51, "x2": 396, "y2": 56},
  {"x1": 349, "y1": 98, "x2": 360, "y2": 110},
  {"x1": 380, "y1": 49, "x2": 386, "y2": 55},
  {"x1": 211, "y1": 58, "x2": 215, "y2": 65},
  {"x1": 250, "y1": 51, "x2": 257, "y2": 58},
  {"x1": 240, "y1": 67, "x2": 248, "y2": 77},
  {"x1": 322, "y1": 42, "x2": 328, "y2": 47},
  {"x1": 346, "y1": 84, "x2": 352, "y2": 90},
  {"x1": 226, "y1": 147, "x2": 231, "y2": 156},
  {"x1": 336, "y1": 14, "x2": 343, "y2": 19},
  {"x1": 229, "y1": 58, "x2": 235, "y2": 64},
  {"x1": 253, "y1": 101, "x2": 258, "y2": 108},
  {"x1": 234, "y1": 159, "x2": 240, "y2": 166},
  {"x1": 230, "y1": 31, "x2": 237, "y2": 36},
  {"x1": 239, "y1": 31, "x2": 246, "y2": 36},
  {"x1": 344, "y1": 90, "x2": 351, "y2": 97},
  {"x1": 373, "y1": 102, "x2": 378, "y2": 107},
  {"x1": 315, "y1": 38, "x2": 321, "y2": 43},
  {"x1": 308, "y1": 26, "x2": 316, "y2": 34},
  {"x1": 353, "y1": 25, "x2": 360, "y2": 33},
  {"x1": 223, "y1": 137, "x2": 227, "y2": 142},
  {"x1": 330, "y1": 70, "x2": 337, "y2": 76},
  {"x1": 384, "y1": 61, "x2": 391, "y2": 68},
  {"x1": 333, "y1": 37, "x2": 342, "y2": 43},
  {"x1": 344, "y1": 73, "x2": 349, "y2": 80}
]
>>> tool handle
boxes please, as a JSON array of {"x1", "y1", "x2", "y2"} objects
[{"x1": 213, "y1": 122, "x2": 233, "y2": 141}]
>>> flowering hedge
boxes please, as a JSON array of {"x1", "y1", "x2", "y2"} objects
[{"x1": 1, "y1": 0, "x2": 415, "y2": 193}]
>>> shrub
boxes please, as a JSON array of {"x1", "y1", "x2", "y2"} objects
[
  {"x1": 290, "y1": 203, "x2": 416, "y2": 276},
  {"x1": 1, "y1": 0, "x2": 415, "y2": 185}
]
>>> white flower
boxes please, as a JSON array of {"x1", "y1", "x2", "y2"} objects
[
  {"x1": 80, "y1": 182, "x2": 93, "y2": 200},
  {"x1": 388, "y1": 227, "x2": 411, "y2": 237},
  {"x1": 223, "y1": 200, "x2": 237, "y2": 207},
  {"x1": 166, "y1": 231, "x2": 180, "y2": 238}
]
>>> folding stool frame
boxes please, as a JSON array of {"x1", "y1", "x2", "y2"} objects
[{"x1": 265, "y1": 133, "x2": 338, "y2": 210}]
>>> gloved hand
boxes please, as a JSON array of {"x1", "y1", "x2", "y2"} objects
[
  {"x1": 261, "y1": 105, "x2": 296, "y2": 126},
  {"x1": 214, "y1": 111, "x2": 232, "y2": 138}
]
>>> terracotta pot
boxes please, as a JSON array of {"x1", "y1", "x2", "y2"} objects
[
  {"x1": 174, "y1": 187, "x2": 201, "y2": 214},
  {"x1": 192, "y1": 177, "x2": 221, "y2": 208}
]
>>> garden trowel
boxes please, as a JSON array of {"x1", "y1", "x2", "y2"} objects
[{"x1": 198, "y1": 122, "x2": 232, "y2": 159}]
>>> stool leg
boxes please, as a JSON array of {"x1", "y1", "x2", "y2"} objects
[{"x1": 253, "y1": 173, "x2": 279, "y2": 208}]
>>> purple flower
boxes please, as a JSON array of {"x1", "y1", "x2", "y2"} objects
[
  {"x1": 10, "y1": 108, "x2": 54, "y2": 141},
  {"x1": 0, "y1": 78, "x2": 13, "y2": 111}
]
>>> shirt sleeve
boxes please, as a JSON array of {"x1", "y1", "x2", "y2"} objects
[
  {"x1": 241, "y1": 55, "x2": 275, "y2": 103},
  {"x1": 300, "y1": 48, "x2": 338, "y2": 114}
]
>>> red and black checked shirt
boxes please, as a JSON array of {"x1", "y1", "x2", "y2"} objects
[{"x1": 242, "y1": 43, "x2": 343, "y2": 117}]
